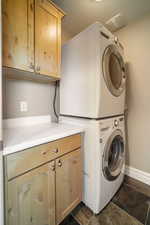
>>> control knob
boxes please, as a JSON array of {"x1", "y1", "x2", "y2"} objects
[{"x1": 114, "y1": 120, "x2": 119, "y2": 127}]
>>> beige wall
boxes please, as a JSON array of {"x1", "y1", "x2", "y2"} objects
[
  {"x1": 62, "y1": 28, "x2": 73, "y2": 45},
  {"x1": 3, "y1": 78, "x2": 57, "y2": 121},
  {"x1": 116, "y1": 14, "x2": 150, "y2": 173}
]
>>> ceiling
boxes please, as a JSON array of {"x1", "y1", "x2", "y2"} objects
[{"x1": 52, "y1": 0, "x2": 150, "y2": 36}]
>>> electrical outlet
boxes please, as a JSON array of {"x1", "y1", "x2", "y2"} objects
[{"x1": 20, "y1": 101, "x2": 28, "y2": 112}]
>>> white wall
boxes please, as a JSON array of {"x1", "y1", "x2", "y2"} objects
[
  {"x1": 62, "y1": 27, "x2": 73, "y2": 45},
  {"x1": 116, "y1": 14, "x2": 150, "y2": 173}
]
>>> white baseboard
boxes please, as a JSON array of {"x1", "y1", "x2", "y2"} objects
[{"x1": 125, "y1": 166, "x2": 150, "y2": 186}]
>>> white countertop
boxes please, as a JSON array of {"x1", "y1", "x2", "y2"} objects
[{"x1": 3, "y1": 121, "x2": 84, "y2": 156}]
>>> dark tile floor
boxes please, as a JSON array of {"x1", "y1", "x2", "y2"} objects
[
  {"x1": 60, "y1": 176, "x2": 150, "y2": 225},
  {"x1": 60, "y1": 215, "x2": 79, "y2": 225},
  {"x1": 112, "y1": 182, "x2": 150, "y2": 224}
]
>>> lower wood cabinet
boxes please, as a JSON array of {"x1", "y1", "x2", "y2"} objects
[
  {"x1": 6, "y1": 161, "x2": 55, "y2": 225},
  {"x1": 4, "y1": 134, "x2": 82, "y2": 225}
]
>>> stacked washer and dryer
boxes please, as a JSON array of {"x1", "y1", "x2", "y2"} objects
[{"x1": 60, "y1": 22, "x2": 126, "y2": 214}]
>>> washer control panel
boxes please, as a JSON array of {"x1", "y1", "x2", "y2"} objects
[{"x1": 100, "y1": 116, "x2": 124, "y2": 133}]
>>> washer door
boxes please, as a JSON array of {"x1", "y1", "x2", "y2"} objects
[
  {"x1": 102, "y1": 45, "x2": 126, "y2": 97},
  {"x1": 102, "y1": 129, "x2": 124, "y2": 181}
]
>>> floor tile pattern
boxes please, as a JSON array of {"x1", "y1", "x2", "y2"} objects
[
  {"x1": 72, "y1": 202, "x2": 93, "y2": 225},
  {"x1": 112, "y1": 183, "x2": 150, "y2": 224},
  {"x1": 145, "y1": 203, "x2": 150, "y2": 225},
  {"x1": 124, "y1": 176, "x2": 150, "y2": 198},
  {"x1": 89, "y1": 202, "x2": 143, "y2": 225},
  {"x1": 72, "y1": 202, "x2": 143, "y2": 225},
  {"x1": 60, "y1": 215, "x2": 80, "y2": 225},
  {"x1": 60, "y1": 176, "x2": 150, "y2": 225}
]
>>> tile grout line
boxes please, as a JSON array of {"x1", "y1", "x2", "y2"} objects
[
  {"x1": 112, "y1": 182, "x2": 150, "y2": 224},
  {"x1": 72, "y1": 202, "x2": 144, "y2": 225},
  {"x1": 71, "y1": 213, "x2": 83, "y2": 225},
  {"x1": 112, "y1": 200, "x2": 146, "y2": 224},
  {"x1": 112, "y1": 202, "x2": 144, "y2": 225},
  {"x1": 125, "y1": 182, "x2": 150, "y2": 198}
]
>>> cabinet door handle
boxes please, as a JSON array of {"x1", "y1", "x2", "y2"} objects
[
  {"x1": 58, "y1": 160, "x2": 62, "y2": 167},
  {"x1": 50, "y1": 164, "x2": 55, "y2": 171}
]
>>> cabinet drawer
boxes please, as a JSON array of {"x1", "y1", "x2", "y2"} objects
[{"x1": 6, "y1": 134, "x2": 81, "y2": 180}]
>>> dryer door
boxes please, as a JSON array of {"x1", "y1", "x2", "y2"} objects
[
  {"x1": 102, "y1": 129, "x2": 125, "y2": 181},
  {"x1": 102, "y1": 44, "x2": 126, "y2": 97}
]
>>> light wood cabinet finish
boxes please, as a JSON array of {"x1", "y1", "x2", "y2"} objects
[
  {"x1": 2, "y1": 0, "x2": 34, "y2": 72},
  {"x1": 56, "y1": 149, "x2": 82, "y2": 224},
  {"x1": 35, "y1": 0, "x2": 63, "y2": 78},
  {"x1": 4, "y1": 134, "x2": 82, "y2": 225},
  {"x1": 3, "y1": 0, "x2": 64, "y2": 80},
  {"x1": 6, "y1": 162, "x2": 55, "y2": 225},
  {"x1": 6, "y1": 134, "x2": 81, "y2": 180}
]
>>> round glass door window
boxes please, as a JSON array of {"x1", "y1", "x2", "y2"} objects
[
  {"x1": 103, "y1": 45, "x2": 126, "y2": 97},
  {"x1": 102, "y1": 130, "x2": 124, "y2": 181}
]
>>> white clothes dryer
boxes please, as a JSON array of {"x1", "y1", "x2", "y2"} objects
[
  {"x1": 60, "y1": 115, "x2": 125, "y2": 213},
  {"x1": 60, "y1": 22, "x2": 126, "y2": 119}
]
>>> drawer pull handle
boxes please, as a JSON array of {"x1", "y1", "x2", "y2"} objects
[
  {"x1": 52, "y1": 148, "x2": 59, "y2": 153},
  {"x1": 58, "y1": 160, "x2": 62, "y2": 167}
]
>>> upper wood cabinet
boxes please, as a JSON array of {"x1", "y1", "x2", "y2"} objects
[
  {"x1": 3, "y1": 0, "x2": 34, "y2": 72},
  {"x1": 35, "y1": 0, "x2": 62, "y2": 78},
  {"x1": 2, "y1": 0, "x2": 64, "y2": 80}
]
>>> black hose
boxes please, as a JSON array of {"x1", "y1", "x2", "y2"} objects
[{"x1": 53, "y1": 81, "x2": 59, "y2": 122}]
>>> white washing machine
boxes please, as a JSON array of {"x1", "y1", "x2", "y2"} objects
[
  {"x1": 60, "y1": 115, "x2": 125, "y2": 214},
  {"x1": 60, "y1": 22, "x2": 126, "y2": 119}
]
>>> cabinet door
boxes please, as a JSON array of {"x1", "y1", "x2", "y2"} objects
[
  {"x1": 35, "y1": 0, "x2": 63, "y2": 78},
  {"x1": 6, "y1": 162, "x2": 55, "y2": 225},
  {"x1": 2, "y1": 0, "x2": 34, "y2": 72},
  {"x1": 56, "y1": 149, "x2": 82, "y2": 224}
]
